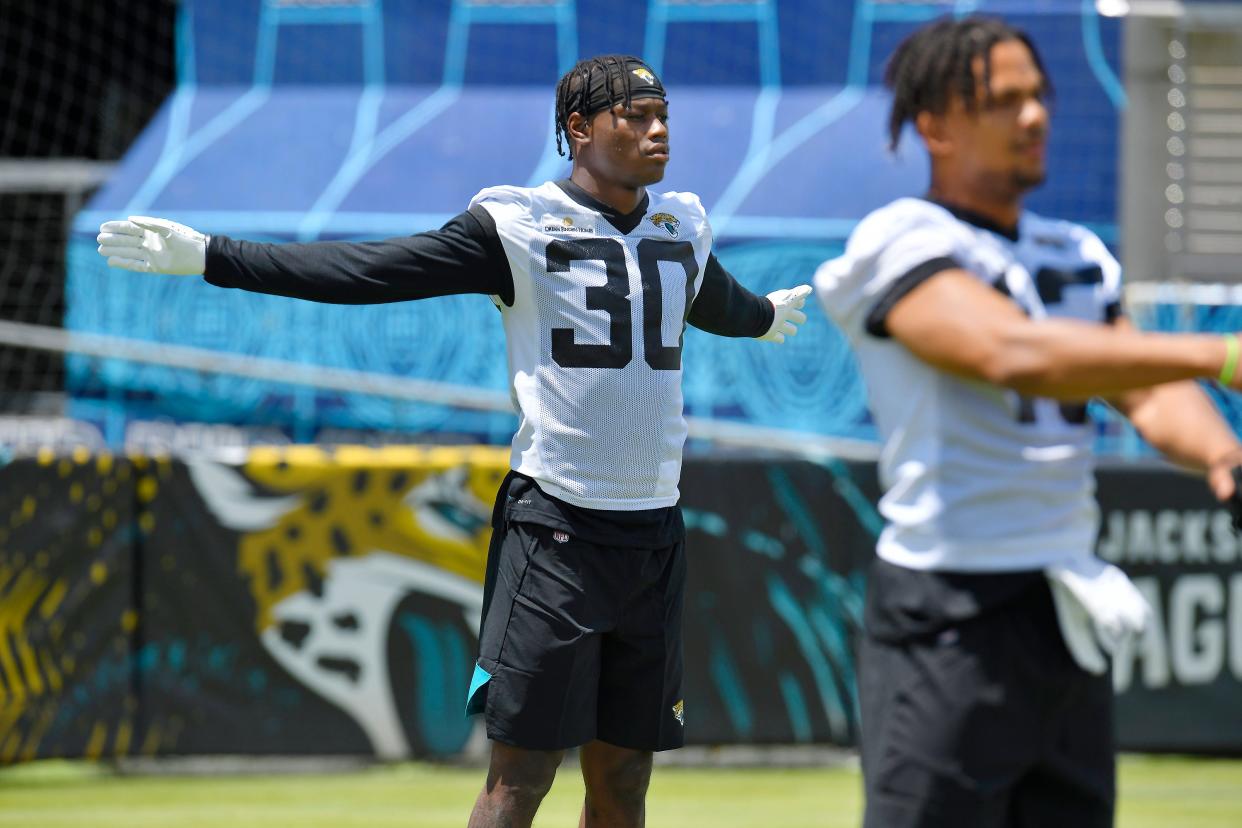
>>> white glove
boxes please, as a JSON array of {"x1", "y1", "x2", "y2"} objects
[
  {"x1": 758, "y1": 284, "x2": 812, "y2": 343},
  {"x1": 96, "y1": 216, "x2": 207, "y2": 275},
  {"x1": 1046, "y1": 557, "x2": 1152, "y2": 675}
]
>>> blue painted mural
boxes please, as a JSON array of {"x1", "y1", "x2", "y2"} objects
[{"x1": 68, "y1": 0, "x2": 1125, "y2": 443}]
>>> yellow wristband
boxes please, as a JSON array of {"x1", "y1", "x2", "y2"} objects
[{"x1": 1221, "y1": 334, "x2": 1240, "y2": 385}]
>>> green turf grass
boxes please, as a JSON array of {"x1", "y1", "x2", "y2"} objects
[{"x1": 0, "y1": 755, "x2": 1238, "y2": 827}]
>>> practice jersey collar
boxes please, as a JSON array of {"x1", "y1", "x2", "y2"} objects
[
  {"x1": 556, "y1": 179, "x2": 651, "y2": 235},
  {"x1": 924, "y1": 197, "x2": 1021, "y2": 242}
]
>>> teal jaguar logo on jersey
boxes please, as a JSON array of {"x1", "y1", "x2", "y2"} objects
[
  {"x1": 649, "y1": 212, "x2": 680, "y2": 238},
  {"x1": 632, "y1": 67, "x2": 656, "y2": 84}
]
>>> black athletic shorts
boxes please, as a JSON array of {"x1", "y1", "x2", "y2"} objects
[
  {"x1": 860, "y1": 558, "x2": 1115, "y2": 828},
  {"x1": 465, "y1": 472, "x2": 687, "y2": 752}
]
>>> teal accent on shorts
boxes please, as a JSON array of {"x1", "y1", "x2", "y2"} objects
[{"x1": 465, "y1": 663, "x2": 491, "y2": 716}]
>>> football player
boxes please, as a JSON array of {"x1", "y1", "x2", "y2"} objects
[
  {"x1": 98, "y1": 55, "x2": 810, "y2": 828},
  {"x1": 815, "y1": 17, "x2": 1242, "y2": 828}
]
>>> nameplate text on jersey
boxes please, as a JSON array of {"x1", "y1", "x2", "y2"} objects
[{"x1": 540, "y1": 213, "x2": 598, "y2": 235}]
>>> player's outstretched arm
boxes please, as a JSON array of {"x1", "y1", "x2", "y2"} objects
[
  {"x1": 1116, "y1": 378, "x2": 1242, "y2": 513},
  {"x1": 884, "y1": 268, "x2": 1236, "y2": 399},
  {"x1": 1105, "y1": 316, "x2": 1242, "y2": 516},
  {"x1": 687, "y1": 254, "x2": 810, "y2": 342},
  {"x1": 97, "y1": 209, "x2": 513, "y2": 305}
]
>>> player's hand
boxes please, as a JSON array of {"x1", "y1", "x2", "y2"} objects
[
  {"x1": 758, "y1": 284, "x2": 812, "y2": 343},
  {"x1": 1046, "y1": 557, "x2": 1152, "y2": 675},
  {"x1": 96, "y1": 216, "x2": 207, "y2": 275},
  {"x1": 1206, "y1": 449, "x2": 1242, "y2": 531}
]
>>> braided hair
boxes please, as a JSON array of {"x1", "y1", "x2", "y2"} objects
[
  {"x1": 884, "y1": 16, "x2": 1051, "y2": 151},
  {"x1": 554, "y1": 55, "x2": 640, "y2": 160}
]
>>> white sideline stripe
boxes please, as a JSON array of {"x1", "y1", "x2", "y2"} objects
[{"x1": 0, "y1": 320, "x2": 881, "y2": 462}]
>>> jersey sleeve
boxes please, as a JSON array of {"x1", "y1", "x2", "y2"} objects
[
  {"x1": 468, "y1": 186, "x2": 541, "y2": 312},
  {"x1": 814, "y1": 203, "x2": 967, "y2": 339},
  {"x1": 204, "y1": 207, "x2": 514, "y2": 305}
]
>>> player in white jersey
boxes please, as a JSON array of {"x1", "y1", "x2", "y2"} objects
[
  {"x1": 96, "y1": 55, "x2": 811, "y2": 828},
  {"x1": 814, "y1": 18, "x2": 1242, "y2": 828}
]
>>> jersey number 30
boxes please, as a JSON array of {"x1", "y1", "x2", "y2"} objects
[{"x1": 547, "y1": 238, "x2": 698, "y2": 371}]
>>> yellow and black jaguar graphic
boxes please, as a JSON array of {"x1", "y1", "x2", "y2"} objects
[
  {"x1": 217, "y1": 445, "x2": 506, "y2": 631},
  {"x1": 648, "y1": 212, "x2": 680, "y2": 238}
]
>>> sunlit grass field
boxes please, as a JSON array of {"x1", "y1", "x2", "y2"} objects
[{"x1": 1, "y1": 755, "x2": 1239, "y2": 827}]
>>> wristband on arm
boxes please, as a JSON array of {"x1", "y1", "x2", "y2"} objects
[{"x1": 1221, "y1": 334, "x2": 1240, "y2": 385}]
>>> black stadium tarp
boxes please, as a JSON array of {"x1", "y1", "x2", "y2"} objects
[{"x1": 1, "y1": 449, "x2": 1239, "y2": 760}]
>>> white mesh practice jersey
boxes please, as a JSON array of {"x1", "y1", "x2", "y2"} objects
[
  {"x1": 471, "y1": 181, "x2": 715, "y2": 510},
  {"x1": 814, "y1": 198, "x2": 1123, "y2": 572}
]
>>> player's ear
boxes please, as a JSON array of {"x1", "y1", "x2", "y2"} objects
[
  {"x1": 566, "y1": 111, "x2": 591, "y2": 151},
  {"x1": 916, "y1": 110, "x2": 952, "y2": 159}
]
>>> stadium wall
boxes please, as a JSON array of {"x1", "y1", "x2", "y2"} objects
[{"x1": 2, "y1": 449, "x2": 1240, "y2": 761}]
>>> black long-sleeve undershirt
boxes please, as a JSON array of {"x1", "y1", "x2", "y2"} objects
[
  {"x1": 691, "y1": 254, "x2": 774, "y2": 337},
  {"x1": 205, "y1": 207, "x2": 773, "y2": 337},
  {"x1": 205, "y1": 206, "x2": 514, "y2": 305}
]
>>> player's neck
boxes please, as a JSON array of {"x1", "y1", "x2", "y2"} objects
[
  {"x1": 569, "y1": 168, "x2": 646, "y2": 215},
  {"x1": 926, "y1": 182, "x2": 1022, "y2": 233}
]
